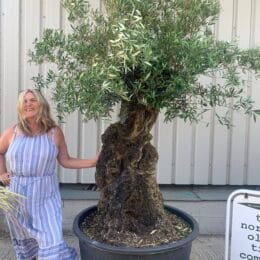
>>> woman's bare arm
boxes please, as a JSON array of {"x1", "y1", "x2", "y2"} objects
[
  {"x1": 55, "y1": 126, "x2": 99, "y2": 169},
  {"x1": 0, "y1": 127, "x2": 13, "y2": 186}
]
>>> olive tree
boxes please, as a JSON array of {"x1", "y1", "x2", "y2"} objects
[{"x1": 30, "y1": 0, "x2": 260, "y2": 244}]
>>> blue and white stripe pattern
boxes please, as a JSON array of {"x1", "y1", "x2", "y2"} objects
[{"x1": 5, "y1": 130, "x2": 78, "y2": 260}]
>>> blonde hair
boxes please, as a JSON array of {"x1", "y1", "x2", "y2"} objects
[{"x1": 17, "y1": 89, "x2": 57, "y2": 136}]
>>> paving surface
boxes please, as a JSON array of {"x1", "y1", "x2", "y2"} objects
[
  {"x1": 191, "y1": 235, "x2": 225, "y2": 260},
  {"x1": 0, "y1": 230, "x2": 224, "y2": 260}
]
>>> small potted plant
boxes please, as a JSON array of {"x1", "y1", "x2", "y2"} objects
[{"x1": 29, "y1": 0, "x2": 260, "y2": 259}]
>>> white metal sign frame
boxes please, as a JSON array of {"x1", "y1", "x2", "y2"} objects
[{"x1": 225, "y1": 189, "x2": 260, "y2": 260}]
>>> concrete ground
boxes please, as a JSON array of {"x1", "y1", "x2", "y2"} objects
[{"x1": 0, "y1": 230, "x2": 225, "y2": 260}]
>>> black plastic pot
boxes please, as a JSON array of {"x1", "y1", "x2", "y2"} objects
[{"x1": 73, "y1": 205, "x2": 199, "y2": 260}]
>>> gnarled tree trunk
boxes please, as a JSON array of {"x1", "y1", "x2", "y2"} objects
[{"x1": 95, "y1": 101, "x2": 166, "y2": 237}]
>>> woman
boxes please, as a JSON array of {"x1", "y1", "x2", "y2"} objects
[{"x1": 0, "y1": 89, "x2": 99, "y2": 259}]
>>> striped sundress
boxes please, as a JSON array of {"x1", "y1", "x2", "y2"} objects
[{"x1": 5, "y1": 127, "x2": 78, "y2": 260}]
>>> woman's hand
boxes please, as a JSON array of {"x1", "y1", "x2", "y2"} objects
[
  {"x1": 93, "y1": 151, "x2": 101, "y2": 167},
  {"x1": 0, "y1": 172, "x2": 10, "y2": 186}
]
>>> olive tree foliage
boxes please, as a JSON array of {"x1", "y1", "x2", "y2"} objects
[{"x1": 30, "y1": 0, "x2": 260, "y2": 127}]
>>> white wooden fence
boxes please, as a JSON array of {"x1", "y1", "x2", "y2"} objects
[{"x1": 0, "y1": 0, "x2": 260, "y2": 185}]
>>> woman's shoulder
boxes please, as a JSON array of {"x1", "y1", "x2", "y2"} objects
[
  {"x1": 52, "y1": 126, "x2": 63, "y2": 135},
  {"x1": 1, "y1": 124, "x2": 17, "y2": 137},
  {"x1": 51, "y1": 126, "x2": 65, "y2": 146}
]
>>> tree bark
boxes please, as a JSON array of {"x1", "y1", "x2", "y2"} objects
[{"x1": 95, "y1": 101, "x2": 165, "y2": 236}]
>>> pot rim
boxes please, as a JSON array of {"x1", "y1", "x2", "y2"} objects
[{"x1": 73, "y1": 204, "x2": 199, "y2": 255}]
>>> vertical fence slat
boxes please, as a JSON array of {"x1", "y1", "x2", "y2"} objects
[
  {"x1": 229, "y1": 0, "x2": 252, "y2": 184},
  {"x1": 156, "y1": 114, "x2": 175, "y2": 184},
  {"x1": 175, "y1": 120, "x2": 193, "y2": 184},
  {"x1": 20, "y1": 0, "x2": 41, "y2": 90},
  {"x1": 194, "y1": 111, "x2": 212, "y2": 184},
  {"x1": 1, "y1": 0, "x2": 20, "y2": 131},
  {"x1": 79, "y1": 120, "x2": 99, "y2": 183}
]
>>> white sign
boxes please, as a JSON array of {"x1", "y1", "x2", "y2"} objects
[{"x1": 225, "y1": 190, "x2": 260, "y2": 260}]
